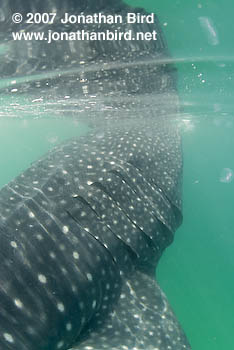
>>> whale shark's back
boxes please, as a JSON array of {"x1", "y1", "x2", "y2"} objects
[{"x1": 0, "y1": 1, "x2": 190, "y2": 350}]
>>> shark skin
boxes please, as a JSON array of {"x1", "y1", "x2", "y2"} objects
[{"x1": 0, "y1": 1, "x2": 190, "y2": 350}]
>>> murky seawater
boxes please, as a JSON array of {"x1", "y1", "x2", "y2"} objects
[{"x1": 126, "y1": 1, "x2": 234, "y2": 349}]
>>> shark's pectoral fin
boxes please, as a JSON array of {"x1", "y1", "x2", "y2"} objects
[{"x1": 71, "y1": 269, "x2": 191, "y2": 350}]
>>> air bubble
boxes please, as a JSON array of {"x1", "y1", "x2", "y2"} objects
[{"x1": 220, "y1": 168, "x2": 233, "y2": 183}]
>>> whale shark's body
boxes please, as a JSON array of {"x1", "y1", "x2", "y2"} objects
[{"x1": 0, "y1": 1, "x2": 190, "y2": 349}]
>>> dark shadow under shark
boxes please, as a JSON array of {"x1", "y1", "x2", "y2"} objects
[{"x1": 0, "y1": 1, "x2": 190, "y2": 349}]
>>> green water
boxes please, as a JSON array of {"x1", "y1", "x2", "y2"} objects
[
  {"x1": 125, "y1": 0, "x2": 234, "y2": 349},
  {"x1": 158, "y1": 120, "x2": 234, "y2": 350},
  {"x1": 0, "y1": 118, "x2": 89, "y2": 188},
  {"x1": 1, "y1": 1, "x2": 234, "y2": 350}
]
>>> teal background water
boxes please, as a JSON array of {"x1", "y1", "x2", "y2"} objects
[
  {"x1": 125, "y1": 1, "x2": 234, "y2": 349},
  {"x1": 1, "y1": 1, "x2": 234, "y2": 349}
]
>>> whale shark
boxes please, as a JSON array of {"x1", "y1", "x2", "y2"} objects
[{"x1": 0, "y1": 1, "x2": 190, "y2": 349}]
